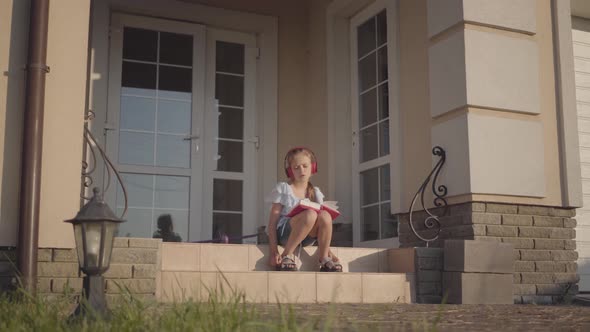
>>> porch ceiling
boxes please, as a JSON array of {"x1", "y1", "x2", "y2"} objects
[{"x1": 178, "y1": 0, "x2": 313, "y2": 16}]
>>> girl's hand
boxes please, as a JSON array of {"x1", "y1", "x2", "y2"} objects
[{"x1": 269, "y1": 252, "x2": 281, "y2": 267}]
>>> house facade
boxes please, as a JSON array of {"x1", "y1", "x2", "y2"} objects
[{"x1": 1, "y1": 0, "x2": 590, "y2": 303}]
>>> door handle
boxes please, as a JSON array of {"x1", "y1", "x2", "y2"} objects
[{"x1": 183, "y1": 135, "x2": 200, "y2": 141}]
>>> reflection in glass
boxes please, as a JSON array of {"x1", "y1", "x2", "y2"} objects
[
  {"x1": 213, "y1": 179, "x2": 242, "y2": 211},
  {"x1": 379, "y1": 120, "x2": 390, "y2": 157},
  {"x1": 218, "y1": 107, "x2": 244, "y2": 140},
  {"x1": 378, "y1": 83, "x2": 389, "y2": 120},
  {"x1": 216, "y1": 74, "x2": 244, "y2": 107},
  {"x1": 213, "y1": 213, "x2": 243, "y2": 244},
  {"x1": 360, "y1": 88, "x2": 377, "y2": 128},
  {"x1": 380, "y1": 165, "x2": 391, "y2": 201},
  {"x1": 123, "y1": 27, "x2": 157, "y2": 62},
  {"x1": 122, "y1": 62, "x2": 157, "y2": 90},
  {"x1": 361, "y1": 167, "x2": 379, "y2": 206},
  {"x1": 358, "y1": 53, "x2": 376, "y2": 92},
  {"x1": 119, "y1": 132, "x2": 154, "y2": 165},
  {"x1": 159, "y1": 66, "x2": 192, "y2": 93},
  {"x1": 216, "y1": 41, "x2": 245, "y2": 74},
  {"x1": 360, "y1": 125, "x2": 378, "y2": 162},
  {"x1": 159, "y1": 32, "x2": 193, "y2": 66},
  {"x1": 357, "y1": 17, "x2": 376, "y2": 58},
  {"x1": 376, "y1": 10, "x2": 387, "y2": 47},
  {"x1": 381, "y1": 203, "x2": 398, "y2": 238},
  {"x1": 156, "y1": 134, "x2": 190, "y2": 168},
  {"x1": 120, "y1": 96, "x2": 156, "y2": 131},
  {"x1": 157, "y1": 99, "x2": 191, "y2": 134},
  {"x1": 362, "y1": 205, "x2": 379, "y2": 241},
  {"x1": 378, "y1": 47, "x2": 388, "y2": 83},
  {"x1": 216, "y1": 140, "x2": 243, "y2": 172},
  {"x1": 153, "y1": 211, "x2": 187, "y2": 242},
  {"x1": 154, "y1": 176, "x2": 189, "y2": 209}
]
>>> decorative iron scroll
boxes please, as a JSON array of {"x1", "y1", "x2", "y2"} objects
[
  {"x1": 82, "y1": 110, "x2": 128, "y2": 218},
  {"x1": 408, "y1": 146, "x2": 448, "y2": 247}
]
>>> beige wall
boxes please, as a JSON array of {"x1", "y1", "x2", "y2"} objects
[
  {"x1": 38, "y1": 0, "x2": 91, "y2": 248},
  {"x1": 0, "y1": 0, "x2": 29, "y2": 247}
]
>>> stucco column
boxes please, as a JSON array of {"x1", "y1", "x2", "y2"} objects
[{"x1": 38, "y1": 0, "x2": 91, "y2": 248}]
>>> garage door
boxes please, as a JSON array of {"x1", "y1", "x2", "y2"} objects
[{"x1": 573, "y1": 17, "x2": 590, "y2": 293}]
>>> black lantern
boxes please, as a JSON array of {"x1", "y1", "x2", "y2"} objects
[{"x1": 65, "y1": 187, "x2": 124, "y2": 315}]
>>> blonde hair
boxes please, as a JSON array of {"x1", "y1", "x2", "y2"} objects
[{"x1": 285, "y1": 147, "x2": 317, "y2": 202}]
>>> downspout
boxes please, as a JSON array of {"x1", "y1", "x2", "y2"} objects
[{"x1": 18, "y1": 0, "x2": 50, "y2": 294}]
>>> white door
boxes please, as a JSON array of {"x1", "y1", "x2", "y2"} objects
[
  {"x1": 105, "y1": 14, "x2": 257, "y2": 243},
  {"x1": 573, "y1": 17, "x2": 590, "y2": 292}
]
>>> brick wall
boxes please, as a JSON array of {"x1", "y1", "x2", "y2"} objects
[
  {"x1": 399, "y1": 202, "x2": 579, "y2": 304},
  {"x1": 414, "y1": 247, "x2": 443, "y2": 303},
  {"x1": 1, "y1": 238, "x2": 161, "y2": 303}
]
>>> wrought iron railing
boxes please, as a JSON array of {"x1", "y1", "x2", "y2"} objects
[
  {"x1": 81, "y1": 110, "x2": 128, "y2": 218},
  {"x1": 408, "y1": 146, "x2": 448, "y2": 247}
]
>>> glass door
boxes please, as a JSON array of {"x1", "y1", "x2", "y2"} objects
[{"x1": 106, "y1": 14, "x2": 206, "y2": 242}]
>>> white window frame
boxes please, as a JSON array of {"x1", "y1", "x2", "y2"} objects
[{"x1": 327, "y1": 0, "x2": 402, "y2": 247}]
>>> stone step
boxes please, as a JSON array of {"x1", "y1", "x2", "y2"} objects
[
  {"x1": 159, "y1": 270, "x2": 415, "y2": 304},
  {"x1": 161, "y1": 243, "x2": 391, "y2": 273}
]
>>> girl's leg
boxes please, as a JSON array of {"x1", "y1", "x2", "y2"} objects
[
  {"x1": 282, "y1": 209, "x2": 318, "y2": 256},
  {"x1": 309, "y1": 210, "x2": 333, "y2": 260}
]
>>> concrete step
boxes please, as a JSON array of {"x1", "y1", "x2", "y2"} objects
[
  {"x1": 159, "y1": 270, "x2": 415, "y2": 304},
  {"x1": 162, "y1": 243, "x2": 392, "y2": 273}
]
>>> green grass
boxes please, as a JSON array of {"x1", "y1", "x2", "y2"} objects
[{"x1": 0, "y1": 285, "x2": 326, "y2": 332}]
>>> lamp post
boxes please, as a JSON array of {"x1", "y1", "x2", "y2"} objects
[{"x1": 65, "y1": 187, "x2": 124, "y2": 316}]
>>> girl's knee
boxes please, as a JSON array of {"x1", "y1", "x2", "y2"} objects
[{"x1": 318, "y1": 210, "x2": 333, "y2": 224}]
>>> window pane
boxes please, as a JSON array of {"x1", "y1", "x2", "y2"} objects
[
  {"x1": 122, "y1": 61, "x2": 156, "y2": 90},
  {"x1": 154, "y1": 210, "x2": 188, "y2": 242},
  {"x1": 362, "y1": 205, "x2": 379, "y2": 241},
  {"x1": 157, "y1": 99, "x2": 191, "y2": 134},
  {"x1": 216, "y1": 74, "x2": 244, "y2": 107},
  {"x1": 120, "y1": 96, "x2": 156, "y2": 131},
  {"x1": 216, "y1": 41, "x2": 244, "y2": 74},
  {"x1": 361, "y1": 167, "x2": 379, "y2": 205},
  {"x1": 117, "y1": 173, "x2": 154, "y2": 208},
  {"x1": 377, "y1": 10, "x2": 387, "y2": 47},
  {"x1": 154, "y1": 176, "x2": 189, "y2": 210},
  {"x1": 116, "y1": 207, "x2": 152, "y2": 238},
  {"x1": 360, "y1": 88, "x2": 377, "y2": 127},
  {"x1": 358, "y1": 53, "x2": 376, "y2": 92},
  {"x1": 119, "y1": 132, "x2": 154, "y2": 165},
  {"x1": 219, "y1": 107, "x2": 244, "y2": 140},
  {"x1": 156, "y1": 134, "x2": 190, "y2": 168},
  {"x1": 213, "y1": 179, "x2": 242, "y2": 211},
  {"x1": 160, "y1": 32, "x2": 193, "y2": 66},
  {"x1": 380, "y1": 203, "x2": 397, "y2": 238},
  {"x1": 159, "y1": 65, "x2": 192, "y2": 93},
  {"x1": 377, "y1": 47, "x2": 388, "y2": 83},
  {"x1": 360, "y1": 125, "x2": 378, "y2": 162},
  {"x1": 380, "y1": 165, "x2": 390, "y2": 201},
  {"x1": 217, "y1": 140, "x2": 243, "y2": 172},
  {"x1": 212, "y1": 213, "x2": 243, "y2": 244},
  {"x1": 357, "y1": 17, "x2": 376, "y2": 58},
  {"x1": 378, "y1": 83, "x2": 389, "y2": 120},
  {"x1": 123, "y1": 27, "x2": 157, "y2": 62},
  {"x1": 379, "y1": 120, "x2": 390, "y2": 157}
]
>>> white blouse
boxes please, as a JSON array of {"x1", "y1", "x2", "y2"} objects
[{"x1": 266, "y1": 182, "x2": 325, "y2": 229}]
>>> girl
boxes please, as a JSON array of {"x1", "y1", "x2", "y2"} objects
[{"x1": 266, "y1": 147, "x2": 342, "y2": 272}]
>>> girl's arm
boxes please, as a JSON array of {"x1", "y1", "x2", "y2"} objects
[{"x1": 267, "y1": 203, "x2": 283, "y2": 267}]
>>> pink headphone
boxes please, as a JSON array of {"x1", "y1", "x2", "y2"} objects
[{"x1": 283, "y1": 146, "x2": 318, "y2": 178}]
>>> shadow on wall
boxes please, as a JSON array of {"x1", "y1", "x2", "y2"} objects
[{"x1": 0, "y1": 1, "x2": 28, "y2": 247}]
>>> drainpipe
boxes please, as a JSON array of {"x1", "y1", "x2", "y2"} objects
[{"x1": 18, "y1": 0, "x2": 50, "y2": 295}]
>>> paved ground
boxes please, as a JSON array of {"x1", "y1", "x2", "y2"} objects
[{"x1": 255, "y1": 301, "x2": 590, "y2": 331}]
